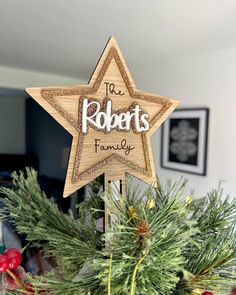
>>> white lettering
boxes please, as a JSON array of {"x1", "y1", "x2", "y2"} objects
[
  {"x1": 81, "y1": 97, "x2": 150, "y2": 133},
  {"x1": 82, "y1": 99, "x2": 100, "y2": 133}
]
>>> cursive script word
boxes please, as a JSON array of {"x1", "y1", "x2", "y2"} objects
[
  {"x1": 94, "y1": 139, "x2": 135, "y2": 156},
  {"x1": 104, "y1": 82, "x2": 125, "y2": 96},
  {"x1": 81, "y1": 97, "x2": 149, "y2": 133}
]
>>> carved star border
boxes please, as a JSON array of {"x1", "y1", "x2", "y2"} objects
[{"x1": 26, "y1": 37, "x2": 179, "y2": 197}]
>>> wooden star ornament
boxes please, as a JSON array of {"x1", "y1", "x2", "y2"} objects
[{"x1": 26, "y1": 37, "x2": 179, "y2": 197}]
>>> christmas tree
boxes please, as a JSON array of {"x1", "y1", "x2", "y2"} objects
[{"x1": 0, "y1": 168, "x2": 235, "y2": 295}]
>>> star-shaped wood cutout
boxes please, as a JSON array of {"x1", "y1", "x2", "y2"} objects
[{"x1": 26, "y1": 37, "x2": 179, "y2": 197}]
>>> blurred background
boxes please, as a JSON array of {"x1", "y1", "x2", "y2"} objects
[{"x1": 0, "y1": 0, "x2": 236, "y2": 200}]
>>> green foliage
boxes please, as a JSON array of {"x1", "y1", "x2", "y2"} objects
[
  {"x1": 0, "y1": 168, "x2": 100, "y2": 277},
  {"x1": 0, "y1": 169, "x2": 236, "y2": 295},
  {"x1": 77, "y1": 178, "x2": 104, "y2": 221},
  {"x1": 93, "y1": 181, "x2": 196, "y2": 295},
  {"x1": 180, "y1": 185, "x2": 236, "y2": 294}
]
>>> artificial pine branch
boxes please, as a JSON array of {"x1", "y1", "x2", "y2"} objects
[
  {"x1": 0, "y1": 168, "x2": 100, "y2": 276},
  {"x1": 92, "y1": 181, "x2": 196, "y2": 295},
  {"x1": 179, "y1": 184, "x2": 236, "y2": 294},
  {"x1": 1, "y1": 169, "x2": 236, "y2": 295}
]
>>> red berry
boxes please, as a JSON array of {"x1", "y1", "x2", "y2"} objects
[
  {"x1": 24, "y1": 283, "x2": 49, "y2": 294},
  {"x1": 0, "y1": 254, "x2": 9, "y2": 272},
  {"x1": 202, "y1": 292, "x2": 214, "y2": 295},
  {"x1": 3, "y1": 265, "x2": 26, "y2": 289},
  {"x1": 4, "y1": 248, "x2": 22, "y2": 269},
  {"x1": 231, "y1": 287, "x2": 236, "y2": 295},
  {"x1": 25, "y1": 282, "x2": 35, "y2": 293}
]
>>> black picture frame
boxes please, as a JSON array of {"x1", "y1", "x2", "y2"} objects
[{"x1": 161, "y1": 108, "x2": 209, "y2": 175}]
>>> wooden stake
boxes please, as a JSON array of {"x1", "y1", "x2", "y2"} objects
[
  {"x1": 6, "y1": 269, "x2": 27, "y2": 291},
  {"x1": 104, "y1": 173, "x2": 125, "y2": 232}
]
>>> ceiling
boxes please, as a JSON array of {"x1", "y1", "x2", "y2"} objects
[{"x1": 0, "y1": 0, "x2": 236, "y2": 80}]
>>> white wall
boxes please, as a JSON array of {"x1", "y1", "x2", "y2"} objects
[
  {"x1": 134, "y1": 46, "x2": 236, "y2": 196},
  {"x1": 0, "y1": 66, "x2": 80, "y2": 89}
]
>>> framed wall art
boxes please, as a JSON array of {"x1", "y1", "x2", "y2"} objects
[{"x1": 161, "y1": 108, "x2": 209, "y2": 175}]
